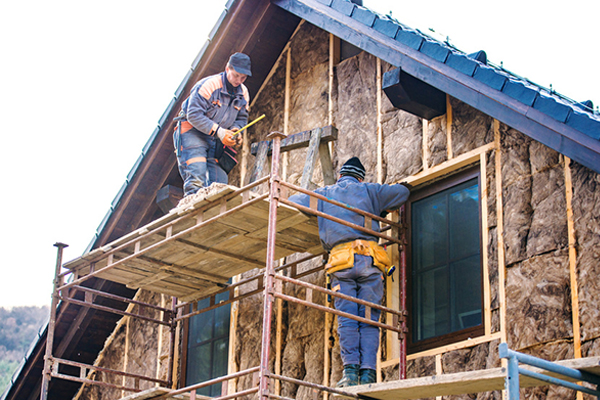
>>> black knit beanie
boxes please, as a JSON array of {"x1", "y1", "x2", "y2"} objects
[{"x1": 339, "y1": 157, "x2": 366, "y2": 180}]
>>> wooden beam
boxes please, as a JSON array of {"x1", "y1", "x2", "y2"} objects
[
  {"x1": 422, "y1": 120, "x2": 429, "y2": 171},
  {"x1": 479, "y1": 152, "x2": 492, "y2": 336},
  {"x1": 301, "y1": 127, "x2": 323, "y2": 189},
  {"x1": 377, "y1": 57, "x2": 383, "y2": 184},
  {"x1": 228, "y1": 275, "x2": 240, "y2": 395},
  {"x1": 564, "y1": 157, "x2": 582, "y2": 361},
  {"x1": 404, "y1": 142, "x2": 495, "y2": 187},
  {"x1": 250, "y1": 125, "x2": 338, "y2": 155},
  {"x1": 446, "y1": 94, "x2": 453, "y2": 160},
  {"x1": 283, "y1": 47, "x2": 292, "y2": 181},
  {"x1": 493, "y1": 120, "x2": 507, "y2": 346}
]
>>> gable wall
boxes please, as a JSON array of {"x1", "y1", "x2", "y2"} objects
[{"x1": 71, "y1": 20, "x2": 600, "y2": 400}]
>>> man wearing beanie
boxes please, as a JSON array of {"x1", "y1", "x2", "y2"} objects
[
  {"x1": 289, "y1": 157, "x2": 410, "y2": 387},
  {"x1": 173, "y1": 52, "x2": 252, "y2": 196}
]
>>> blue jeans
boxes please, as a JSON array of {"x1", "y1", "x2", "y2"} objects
[
  {"x1": 330, "y1": 254, "x2": 383, "y2": 370},
  {"x1": 175, "y1": 127, "x2": 228, "y2": 196}
]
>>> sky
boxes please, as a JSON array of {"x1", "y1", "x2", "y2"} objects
[{"x1": 0, "y1": 0, "x2": 598, "y2": 309}]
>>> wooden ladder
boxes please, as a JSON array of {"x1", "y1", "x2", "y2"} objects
[{"x1": 247, "y1": 125, "x2": 338, "y2": 190}]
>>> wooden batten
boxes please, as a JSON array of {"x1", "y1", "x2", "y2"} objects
[
  {"x1": 446, "y1": 94, "x2": 453, "y2": 160},
  {"x1": 228, "y1": 275, "x2": 240, "y2": 395},
  {"x1": 381, "y1": 332, "x2": 503, "y2": 368},
  {"x1": 385, "y1": 211, "x2": 400, "y2": 362},
  {"x1": 405, "y1": 142, "x2": 495, "y2": 187},
  {"x1": 493, "y1": 119, "x2": 508, "y2": 347},
  {"x1": 156, "y1": 294, "x2": 166, "y2": 380},
  {"x1": 422, "y1": 119, "x2": 429, "y2": 171},
  {"x1": 435, "y1": 354, "x2": 443, "y2": 400},
  {"x1": 283, "y1": 47, "x2": 292, "y2": 181},
  {"x1": 480, "y1": 152, "x2": 492, "y2": 336},
  {"x1": 377, "y1": 57, "x2": 383, "y2": 184},
  {"x1": 564, "y1": 157, "x2": 582, "y2": 360}
]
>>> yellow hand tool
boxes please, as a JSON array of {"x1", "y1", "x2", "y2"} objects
[{"x1": 232, "y1": 114, "x2": 265, "y2": 136}]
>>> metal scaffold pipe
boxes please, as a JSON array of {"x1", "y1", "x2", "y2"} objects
[
  {"x1": 259, "y1": 131, "x2": 287, "y2": 400},
  {"x1": 41, "y1": 242, "x2": 68, "y2": 400}
]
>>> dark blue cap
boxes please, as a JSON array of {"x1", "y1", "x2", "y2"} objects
[{"x1": 228, "y1": 52, "x2": 252, "y2": 76}]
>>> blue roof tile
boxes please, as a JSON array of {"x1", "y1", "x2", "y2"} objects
[
  {"x1": 142, "y1": 127, "x2": 161, "y2": 154},
  {"x1": 445, "y1": 52, "x2": 479, "y2": 77},
  {"x1": 473, "y1": 65, "x2": 507, "y2": 91},
  {"x1": 331, "y1": 0, "x2": 355, "y2": 16},
  {"x1": 373, "y1": 17, "x2": 399, "y2": 38},
  {"x1": 420, "y1": 40, "x2": 450, "y2": 63},
  {"x1": 192, "y1": 41, "x2": 210, "y2": 71},
  {"x1": 566, "y1": 109, "x2": 600, "y2": 140},
  {"x1": 208, "y1": 10, "x2": 228, "y2": 40},
  {"x1": 158, "y1": 98, "x2": 177, "y2": 127},
  {"x1": 174, "y1": 69, "x2": 193, "y2": 100},
  {"x1": 533, "y1": 93, "x2": 572, "y2": 123},
  {"x1": 502, "y1": 79, "x2": 539, "y2": 106},
  {"x1": 351, "y1": 5, "x2": 376, "y2": 26},
  {"x1": 395, "y1": 28, "x2": 423, "y2": 50},
  {"x1": 315, "y1": 0, "x2": 333, "y2": 5}
]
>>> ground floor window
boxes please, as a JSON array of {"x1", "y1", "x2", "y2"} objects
[
  {"x1": 408, "y1": 167, "x2": 483, "y2": 352},
  {"x1": 185, "y1": 290, "x2": 230, "y2": 396}
]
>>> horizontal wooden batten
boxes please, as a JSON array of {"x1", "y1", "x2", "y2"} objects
[{"x1": 404, "y1": 142, "x2": 495, "y2": 187}]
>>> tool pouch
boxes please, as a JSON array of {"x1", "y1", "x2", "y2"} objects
[
  {"x1": 215, "y1": 141, "x2": 238, "y2": 174},
  {"x1": 326, "y1": 240, "x2": 391, "y2": 274}
]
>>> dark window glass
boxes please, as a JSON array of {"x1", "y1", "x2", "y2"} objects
[
  {"x1": 409, "y1": 173, "x2": 483, "y2": 350},
  {"x1": 186, "y1": 290, "x2": 230, "y2": 397}
]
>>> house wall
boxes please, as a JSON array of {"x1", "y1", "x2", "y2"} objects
[
  {"x1": 73, "y1": 21, "x2": 600, "y2": 400},
  {"x1": 73, "y1": 291, "x2": 171, "y2": 400},
  {"x1": 234, "y1": 22, "x2": 600, "y2": 399}
]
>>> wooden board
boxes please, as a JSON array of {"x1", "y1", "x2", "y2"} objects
[
  {"x1": 63, "y1": 185, "x2": 321, "y2": 300},
  {"x1": 337, "y1": 356, "x2": 600, "y2": 400},
  {"x1": 119, "y1": 386, "x2": 210, "y2": 400}
]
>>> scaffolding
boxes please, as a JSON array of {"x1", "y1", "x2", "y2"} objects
[
  {"x1": 41, "y1": 131, "x2": 600, "y2": 400},
  {"x1": 41, "y1": 131, "x2": 408, "y2": 400}
]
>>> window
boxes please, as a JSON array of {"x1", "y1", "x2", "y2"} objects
[
  {"x1": 184, "y1": 290, "x2": 230, "y2": 396},
  {"x1": 408, "y1": 167, "x2": 483, "y2": 352}
]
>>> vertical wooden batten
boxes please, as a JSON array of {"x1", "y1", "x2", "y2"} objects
[
  {"x1": 435, "y1": 354, "x2": 443, "y2": 400},
  {"x1": 376, "y1": 57, "x2": 383, "y2": 184},
  {"x1": 228, "y1": 275, "x2": 240, "y2": 394},
  {"x1": 493, "y1": 119, "x2": 508, "y2": 347},
  {"x1": 156, "y1": 294, "x2": 166, "y2": 381},
  {"x1": 480, "y1": 152, "x2": 492, "y2": 336},
  {"x1": 422, "y1": 120, "x2": 429, "y2": 171},
  {"x1": 385, "y1": 211, "x2": 400, "y2": 363},
  {"x1": 446, "y1": 95, "x2": 453, "y2": 160},
  {"x1": 564, "y1": 157, "x2": 582, "y2": 362}
]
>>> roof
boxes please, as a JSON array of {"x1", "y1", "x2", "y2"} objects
[{"x1": 274, "y1": 0, "x2": 600, "y2": 171}]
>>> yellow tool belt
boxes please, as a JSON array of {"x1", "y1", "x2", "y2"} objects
[{"x1": 326, "y1": 239, "x2": 391, "y2": 274}]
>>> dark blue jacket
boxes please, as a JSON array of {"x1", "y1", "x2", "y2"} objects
[{"x1": 288, "y1": 175, "x2": 410, "y2": 251}]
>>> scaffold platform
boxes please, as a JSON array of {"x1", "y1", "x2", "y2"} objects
[
  {"x1": 63, "y1": 183, "x2": 322, "y2": 301},
  {"x1": 338, "y1": 356, "x2": 600, "y2": 400}
]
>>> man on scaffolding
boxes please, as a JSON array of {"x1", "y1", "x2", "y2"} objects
[{"x1": 289, "y1": 157, "x2": 410, "y2": 387}]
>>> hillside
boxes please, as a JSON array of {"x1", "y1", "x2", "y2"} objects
[{"x1": 0, "y1": 306, "x2": 49, "y2": 395}]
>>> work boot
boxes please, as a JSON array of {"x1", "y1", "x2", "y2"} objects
[
  {"x1": 359, "y1": 369, "x2": 376, "y2": 385},
  {"x1": 336, "y1": 364, "x2": 359, "y2": 387}
]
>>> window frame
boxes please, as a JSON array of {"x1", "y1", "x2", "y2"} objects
[
  {"x1": 406, "y1": 166, "x2": 485, "y2": 353},
  {"x1": 180, "y1": 296, "x2": 231, "y2": 396}
]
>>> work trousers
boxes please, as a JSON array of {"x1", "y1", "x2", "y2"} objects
[
  {"x1": 330, "y1": 254, "x2": 383, "y2": 370},
  {"x1": 175, "y1": 127, "x2": 227, "y2": 196}
]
